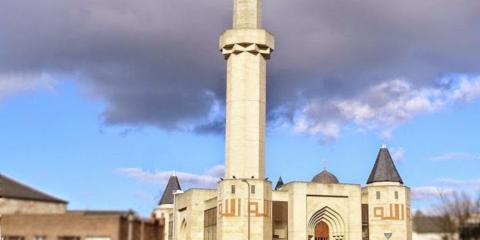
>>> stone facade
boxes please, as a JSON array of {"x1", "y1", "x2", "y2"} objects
[
  {"x1": 153, "y1": 0, "x2": 413, "y2": 239},
  {"x1": 155, "y1": 163, "x2": 412, "y2": 240},
  {"x1": 363, "y1": 183, "x2": 412, "y2": 240}
]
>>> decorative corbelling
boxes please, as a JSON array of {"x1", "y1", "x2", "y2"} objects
[{"x1": 221, "y1": 43, "x2": 273, "y2": 60}]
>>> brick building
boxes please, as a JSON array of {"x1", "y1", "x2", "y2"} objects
[{"x1": 0, "y1": 174, "x2": 163, "y2": 240}]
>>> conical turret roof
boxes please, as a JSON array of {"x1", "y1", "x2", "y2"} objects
[
  {"x1": 274, "y1": 177, "x2": 284, "y2": 190},
  {"x1": 367, "y1": 145, "x2": 404, "y2": 184},
  {"x1": 158, "y1": 173, "x2": 181, "y2": 205}
]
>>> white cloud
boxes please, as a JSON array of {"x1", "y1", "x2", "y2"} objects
[
  {"x1": 435, "y1": 178, "x2": 480, "y2": 188},
  {"x1": 428, "y1": 152, "x2": 480, "y2": 161},
  {"x1": 294, "y1": 117, "x2": 340, "y2": 143},
  {"x1": 116, "y1": 165, "x2": 224, "y2": 189},
  {"x1": 451, "y1": 77, "x2": 480, "y2": 103},
  {"x1": 0, "y1": 72, "x2": 56, "y2": 101},
  {"x1": 293, "y1": 76, "x2": 480, "y2": 141},
  {"x1": 412, "y1": 186, "x2": 455, "y2": 200},
  {"x1": 413, "y1": 177, "x2": 480, "y2": 202}
]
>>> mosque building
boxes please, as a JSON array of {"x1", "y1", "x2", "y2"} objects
[{"x1": 153, "y1": 0, "x2": 412, "y2": 239}]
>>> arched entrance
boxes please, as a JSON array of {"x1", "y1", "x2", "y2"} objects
[
  {"x1": 308, "y1": 206, "x2": 345, "y2": 240},
  {"x1": 315, "y1": 221, "x2": 329, "y2": 240}
]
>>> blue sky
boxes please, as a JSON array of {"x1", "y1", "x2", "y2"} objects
[
  {"x1": 1, "y1": 78, "x2": 480, "y2": 216},
  {"x1": 1, "y1": 0, "x2": 480, "y2": 217}
]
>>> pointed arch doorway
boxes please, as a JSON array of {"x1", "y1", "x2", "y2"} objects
[{"x1": 315, "y1": 221, "x2": 329, "y2": 240}]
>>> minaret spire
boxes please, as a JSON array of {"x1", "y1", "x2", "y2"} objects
[{"x1": 233, "y1": 0, "x2": 262, "y2": 29}]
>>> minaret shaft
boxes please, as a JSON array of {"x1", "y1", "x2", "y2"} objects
[
  {"x1": 225, "y1": 52, "x2": 266, "y2": 179},
  {"x1": 220, "y1": 0, "x2": 273, "y2": 180}
]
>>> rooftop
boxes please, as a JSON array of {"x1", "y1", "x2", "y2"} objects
[{"x1": 0, "y1": 174, "x2": 67, "y2": 204}]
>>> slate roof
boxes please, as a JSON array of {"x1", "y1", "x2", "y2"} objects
[
  {"x1": 312, "y1": 170, "x2": 340, "y2": 184},
  {"x1": 158, "y1": 174, "x2": 181, "y2": 205},
  {"x1": 274, "y1": 177, "x2": 284, "y2": 190},
  {"x1": 0, "y1": 174, "x2": 67, "y2": 203},
  {"x1": 367, "y1": 145, "x2": 404, "y2": 184}
]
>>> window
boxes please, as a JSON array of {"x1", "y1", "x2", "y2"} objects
[
  {"x1": 376, "y1": 191, "x2": 380, "y2": 200},
  {"x1": 57, "y1": 237, "x2": 80, "y2": 240},
  {"x1": 272, "y1": 201, "x2": 288, "y2": 240},
  {"x1": 34, "y1": 236, "x2": 47, "y2": 240},
  {"x1": 395, "y1": 191, "x2": 399, "y2": 199},
  {"x1": 362, "y1": 225, "x2": 369, "y2": 240},
  {"x1": 231, "y1": 185, "x2": 235, "y2": 194},
  {"x1": 4, "y1": 236, "x2": 25, "y2": 240},
  {"x1": 361, "y1": 204, "x2": 369, "y2": 240},
  {"x1": 85, "y1": 238, "x2": 110, "y2": 240},
  {"x1": 251, "y1": 185, "x2": 256, "y2": 194},
  {"x1": 204, "y1": 207, "x2": 217, "y2": 240}
]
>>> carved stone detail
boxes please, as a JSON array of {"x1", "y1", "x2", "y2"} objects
[{"x1": 221, "y1": 43, "x2": 273, "y2": 60}]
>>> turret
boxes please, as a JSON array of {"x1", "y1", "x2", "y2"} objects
[
  {"x1": 152, "y1": 173, "x2": 182, "y2": 240},
  {"x1": 362, "y1": 145, "x2": 412, "y2": 240}
]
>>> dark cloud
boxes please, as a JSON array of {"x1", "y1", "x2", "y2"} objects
[{"x1": 1, "y1": 0, "x2": 480, "y2": 135}]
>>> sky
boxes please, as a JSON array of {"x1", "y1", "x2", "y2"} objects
[{"x1": 1, "y1": 0, "x2": 480, "y2": 216}]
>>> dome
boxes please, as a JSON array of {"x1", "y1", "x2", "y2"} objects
[{"x1": 311, "y1": 170, "x2": 339, "y2": 184}]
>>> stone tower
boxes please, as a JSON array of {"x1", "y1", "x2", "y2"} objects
[
  {"x1": 217, "y1": 0, "x2": 274, "y2": 239},
  {"x1": 362, "y1": 145, "x2": 412, "y2": 240}
]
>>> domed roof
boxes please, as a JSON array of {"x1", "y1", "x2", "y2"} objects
[{"x1": 311, "y1": 170, "x2": 339, "y2": 184}]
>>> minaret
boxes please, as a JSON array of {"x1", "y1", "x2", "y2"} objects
[
  {"x1": 220, "y1": 0, "x2": 274, "y2": 180},
  {"x1": 217, "y1": 0, "x2": 274, "y2": 239}
]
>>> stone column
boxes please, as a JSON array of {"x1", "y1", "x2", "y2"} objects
[{"x1": 221, "y1": 0, "x2": 274, "y2": 180}]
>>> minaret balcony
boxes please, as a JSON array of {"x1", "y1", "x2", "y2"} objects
[{"x1": 219, "y1": 29, "x2": 274, "y2": 59}]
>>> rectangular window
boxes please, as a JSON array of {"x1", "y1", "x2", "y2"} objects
[
  {"x1": 376, "y1": 191, "x2": 380, "y2": 200},
  {"x1": 361, "y1": 204, "x2": 369, "y2": 240},
  {"x1": 34, "y1": 236, "x2": 47, "y2": 240},
  {"x1": 57, "y1": 237, "x2": 80, "y2": 240},
  {"x1": 362, "y1": 225, "x2": 369, "y2": 240},
  {"x1": 4, "y1": 236, "x2": 25, "y2": 240},
  {"x1": 251, "y1": 185, "x2": 256, "y2": 194},
  {"x1": 272, "y1": 201, "x2": 288, "y2": 240},
  {"x1": 231, "y1": 185, "x2": 235, "y2": 194},
  {"x1": 395, "y1": 191, "x2": 399, "y2": 199},
  {"x1": 204, "y1": 207, "x2": 217, "y2": 240},
  {"x1": 85, "y1": 238, "x2": 110, "y2": 240}
]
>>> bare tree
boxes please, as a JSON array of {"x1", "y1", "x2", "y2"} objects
[{"x1": 433, "y1": 192, "x2": 480, "y2": 240}]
